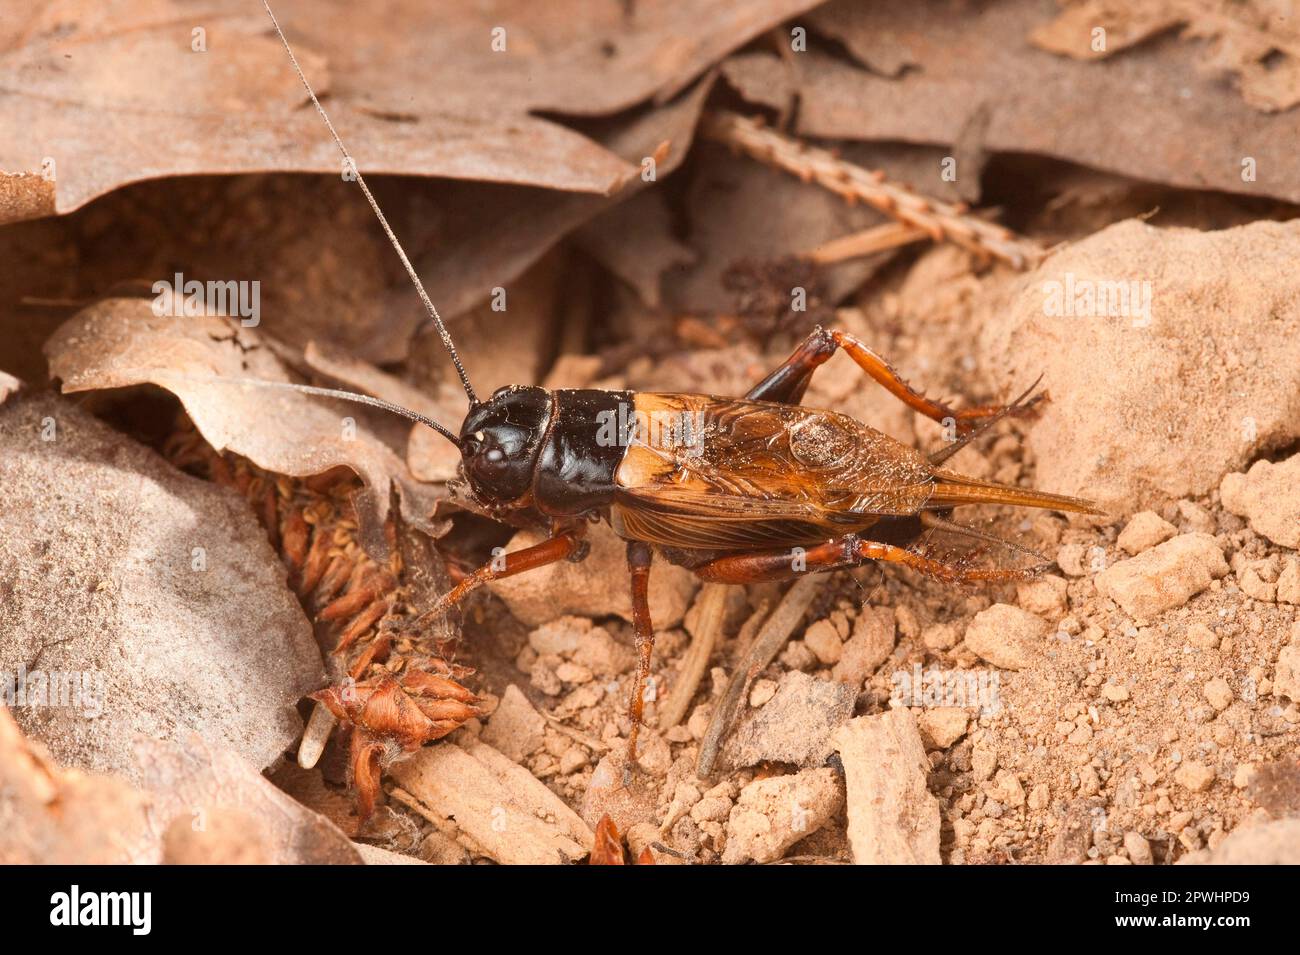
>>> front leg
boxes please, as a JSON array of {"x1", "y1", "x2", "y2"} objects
[{"x1": 415, "y1": 525, "x2": 589, "y2": 625}]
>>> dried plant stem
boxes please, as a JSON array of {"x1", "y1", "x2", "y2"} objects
[
  {"x1": 702, "y1": 110, "x2": 1043, "y2": 270},
  {"x1": 659, "y1": 583, "x2": 729, "y2": 730},
  {"x1": 696, "y1": 574, "x2": 824, "y2": 778},
  {"x1": 807, "y1": 221, "x2": 929, "y2": 265},
  {"x1": 541, "y1": 711, "x2": 609, "y2": 754},
  {"x1": 731, "y1": 597, "x2": 772, "y2": 660}
]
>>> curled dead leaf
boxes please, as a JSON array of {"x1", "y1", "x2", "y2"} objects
[
  {"x1": 0, "y1": 706, "x2": 154, "y2": 864},
  {"x1": 136, "y1": 732, "x2": 362, "y2": 865},
  {"x1": 0, "y1": 707, "x2": 358, "y2": 864},
  {"x1": 44, "y1": 298, "x2": 440, "y2": 555},
  {"x1": 786, "y1": 0, "x2": 1300, "y2": 203},
  {"x1": 1031, "y1": 1, "x2": 1300, "y2": 113},
  {"x1": 0, "y1": 0, "x2": 825, "y2": 224}
]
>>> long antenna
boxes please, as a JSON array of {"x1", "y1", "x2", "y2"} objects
[
  {"x1": 261, "y1": 0, "x2": 478, "y2": 407},
  {"x1": 165, "y1": 374, "x2": 462, "y2": 446}
]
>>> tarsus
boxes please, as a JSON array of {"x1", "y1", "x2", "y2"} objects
[{"x1": 927, "y1": 376, "x2": 1042, "y2": 467}]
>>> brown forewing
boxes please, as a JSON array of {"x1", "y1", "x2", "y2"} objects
[{"x1": 610, "y1": 394, "x2": 937, "y2": 550}]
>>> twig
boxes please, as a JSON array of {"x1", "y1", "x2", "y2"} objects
[
  {"x1": 806, "y1": 221, "x2": 929, "y2": 265},
  {"x1": 540, "y1": 710, "x2": 610, "y2": 753},
  {"x1": 701, "y1": 110, "x2": 1043, "y2": 270},
  {"x1": 696, "y1": 574, "x2": 824, "y2": 779},
  {"x1": 731, "y1": 597, "x2": 772, "y2": 660},
  {"x1": 659, "y1": 583, "x2": 728, "y2": 730}
]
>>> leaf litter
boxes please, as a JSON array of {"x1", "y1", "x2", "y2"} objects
[{"x1": 0, "y1": 391, "x2": 324, "y2": 779}]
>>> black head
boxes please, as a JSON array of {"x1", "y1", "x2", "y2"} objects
[{"x1": 458, "y1": 386, "x2": 551, "y2": 505}]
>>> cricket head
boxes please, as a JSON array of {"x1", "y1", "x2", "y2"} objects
[{"x1": 458, "y1": 386, "x2": 551, "y2": 505}]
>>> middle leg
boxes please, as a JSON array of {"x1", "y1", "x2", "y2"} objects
[{"x1": 624, "y1": 540, "x2": 655, "y2": 767}]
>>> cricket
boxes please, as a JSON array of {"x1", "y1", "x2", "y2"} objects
[
  {"x1": 3, "y1": 0, "x2": 1295, "y2": 899},
  {"x1": 253, "y1": 2, "x2": 1100, "y2": 775}
]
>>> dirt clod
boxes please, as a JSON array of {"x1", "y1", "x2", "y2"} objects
[
  {"x1": 964, "y1": 604, "x2": 1048, "y2": 671},
  {"x1": 834, "y1": 710, "x2": 940, "y2": 864},
  {"x1": 1220, "y1": 454, "x2": 1300, "y2": 550},
  {"x1": 721, "y1": 767, "x2": 843, "y2": 864},
  {"x1": 1095, "y1": 534, "x2": 1228, "y2": 620}
]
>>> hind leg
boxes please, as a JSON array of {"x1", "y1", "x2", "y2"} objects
[
  {"x1": 744, "y1": 326, "x2": 838, "y2": 404},
  {"x1": 693, "y1": 534, "x2": 1048, "y2": 585},
  {"x1": 745, "y1": 326, "x2": 1034, "y2": 433}
]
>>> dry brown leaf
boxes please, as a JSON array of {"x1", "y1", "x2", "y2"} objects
[
  {"x1": 590, "y1": 813, "x2": 627, "y2": 865},
  {"x1": 720, "y1": 51, "x2": 801, "y2": 113},
  {"x1": 294, "y1": 337, "x2": 466, "y2": 485},
  {"x1": 792, "y1": 0, "x2": 1300, "y2": 203},
  {"x1": 399, "y1": 70, "x2": 718, "y2": 333},
  {"x1": 136, "y1": 733, "x2": 362, "y2": 865},
  {"x1": 576, "y1": 191, "x2": 698, "y2": 308},
  {"x1": 806, "y1": 2, "x2": 921, "y2": 77},
  {"x1": 1029, "y1": 1, "x2": 1185, "y2": 60},
  {"x1": 0, "y1": 708, "x2": 361, "y2": 864},
  {"x1": 44, "y1": 300, "x2": 441, "y2": 553},
  {"x1": 0, "y1": 706, "x2": 155, "y2": 864},
  {"x1": 2, "y1": 74, "x2": 713, "y2": 374},
  {"x1": 1032, "y1": 1, "x2": 1300, "y2": 113},
  {"x1": 0, "y1": 1, "x2": 626, "y2": 222},
  {"x1": 0, "y1": 50, "x2": 719, "y2": 399},
  {"x1": 0, "y1": 0, "x2": 824, "y2": 225},
  {"x1": 0, "y1": 392, "x2": 325, "y2": 778}
]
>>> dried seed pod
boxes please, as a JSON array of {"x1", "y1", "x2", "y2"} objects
[{"x1": 165, "y1": 419, "x2": 479, "y2": 819}]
